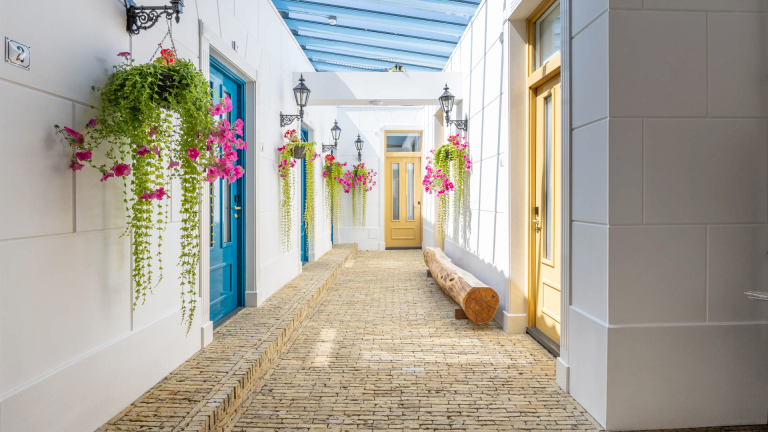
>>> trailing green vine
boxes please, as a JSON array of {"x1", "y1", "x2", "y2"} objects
[
  {"x1": 322, "y1": 154, "x2": 345, "y2": 233},
  {"x1": 425, "y1": 133, "x2": 472, "y2": 239},
  {"x1": 278, "y1": 129, "x2": 317, "y2": 253},
  {"x1": 341, "y1": 163, "x2": 377, "y2": 228},
  {"x1": 55, "y1": 48, "x2": 246, "y2": 332}
]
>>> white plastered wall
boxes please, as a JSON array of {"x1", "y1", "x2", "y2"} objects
[{"x1": 0, "y1": 0, "x2": 336, "y2": 430}]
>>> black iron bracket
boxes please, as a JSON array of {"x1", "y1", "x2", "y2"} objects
[
  {"x1": 126, "y1": 0, "x2": 184, "y2": 36},
  {"x1": 448, "y1": 119, "x2": 468, "y2": 132},
  {"x1": 322, "y1": 143, "x2": 337, "y2": 153},
  {"x1": 280, "y1": 110, "x2": 303, "y2": 128},
  {"x1": 357, "y1": 150, "x2": 362, "y2": 162}
]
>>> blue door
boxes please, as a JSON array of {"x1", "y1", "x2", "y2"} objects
[
  {"x1": 209, "y1": 58, "x2": 245, "y2": 323},
  {"x1": 300, "y1": 127, "x2": 309, "y2": 262}
]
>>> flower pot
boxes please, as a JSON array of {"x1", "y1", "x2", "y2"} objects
[
  {"x1": 292, "y1": 146, "x2": 306, "y2": 159},
  {"x1": 155, "y1": 72, "x2": 177, "y2": 104},
  {"x1": 324, "y1": 165, "x2": 333, "y2": 175}
]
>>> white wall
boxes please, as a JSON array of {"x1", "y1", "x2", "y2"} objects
[
  {"x1": 569, "y1": 0, "x2": 768, "y2": 429},
  {"x1": 334, "y1": 106, "x2": 424, "y2": 251},
  {"x1": 0, "y1": 0, "x2": 335, "y2": 430},
  {"x1": 423, "y1": 0, "x2": 519, "y2": 332}
]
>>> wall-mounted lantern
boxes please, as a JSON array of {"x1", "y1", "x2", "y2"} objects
[
  {"x1": 323, "y1": 120, "x2": 341, "y2": 153},
  {"x1": 354, "y1": 134, "x2": 364, "y2": 162},
  {"x1": 439, "y1": 84, "x2": 468, "y2": 133},
  {"x1": 125, "y1": 0, "x2": 184, "y2": 36},
  {"x1": 280, "y1": 74, "x2": 311, "y2": 127}
]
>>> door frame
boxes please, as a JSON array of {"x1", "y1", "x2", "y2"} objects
[
  {"x1": 383, "y1": 129, "x2": 424, "y2": 249},
  {"x1": 199, "y1": 20, "x2": 259, "y2": 347},
  {"x1": 526, "y1": 0, "x2": 562, "y2": 331}
]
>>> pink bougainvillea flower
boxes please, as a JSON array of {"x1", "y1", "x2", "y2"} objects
[
  {"x1": 112, "y1": 164, "x2": 132, "y2": 177},
  {"x1": 167, "y1": 159, "x2": 180, "y2": 169},
  {"x1": 222, "y1": 96, "x2": 233, "y2": 113},
  {"x1": 75, "y1": 150, "x2": 92, "y2": 161},
  {"x1": 234, "y1": 118, "x2": 244, "y2": 136},
  {"x1": 152, "y1": 144, "x2": 161, "y2": 156},
  {"x1": 188, "y1": 147, "x2": 200, "y2": 160},
  {"x1": 148, "y1": 126, "x2": 158, "y2": 138},
  {"x1": 70, "y1": 161, "x2": 84, "y2": 171},
  {"x1": 277, "y1": 145, "x2": 286, "y2": 152},
  {"x1": 100, "y1": 172, "x2": 114, "y2": 182},
  {"x1": 63, "y1": 126, "x2": 83, "y2": 140},
  {"x1": 139, "y1": 191, "x2": 156, "y2": 200},
  {"x1": 154, "y1": 187, "x2": 166, "y2": 200},
  {"x1": 136, "y1": 146, "x2": 150, "y2": 156},
  {"x1": 117, "y1": 52, "x2": 131, "y2": 58},
  {"x1": 86, "y1": 118, "x2": 97, "y2": 128}
]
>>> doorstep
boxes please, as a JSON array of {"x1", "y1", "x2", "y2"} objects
[{"x1": 98, "y1": 244, "x2": 357, "y2": 432}]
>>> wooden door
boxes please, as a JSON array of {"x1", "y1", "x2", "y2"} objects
[
  {"x1": 532, "y1": 75, "x2": 561, "y2": 344},
  {"x1": 209, "y1": 59, "x2": 245, "y2": 323},
  {"x1": 385, "y1": 156, "x2": 422, "y2": 248}
]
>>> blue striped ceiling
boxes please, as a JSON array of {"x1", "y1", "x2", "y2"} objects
[{"x1": 272, "y1": 0, "x2": 482, "y2": 72}]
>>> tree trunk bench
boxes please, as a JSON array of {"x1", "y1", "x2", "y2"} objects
[{"x1": 423, "y1": 247, "x2": 499, "y2": 324}]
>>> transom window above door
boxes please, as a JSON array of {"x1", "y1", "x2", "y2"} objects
[
  {"x1": 534, "y1": 0, "x2": 561, "y2": 69},
  {"x1": 386, "y1": 131, "x2": 422, "y2": 153}
]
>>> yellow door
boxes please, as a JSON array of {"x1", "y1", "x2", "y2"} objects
[
  {"x1": 533, "y1": 75, "x2": 561, "y2": 344},
  {"x1": 385, "y1": 156, "x2": 422, "y2": 248}
]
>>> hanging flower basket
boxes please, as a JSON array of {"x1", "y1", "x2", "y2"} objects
[
  {"x1": 54, "y1": 46, "x2": 247, "y2": 333},
  {"x1": 292, "y1": 145, "x2": 307, "y2": 159}
]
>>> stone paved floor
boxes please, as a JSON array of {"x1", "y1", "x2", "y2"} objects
[{"x1": 228, "y1": 250, "x2": 601, "y2": 431}]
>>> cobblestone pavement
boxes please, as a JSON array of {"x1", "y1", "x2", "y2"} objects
[{"x1": 229, "y1": 250, "x2": 601, "y2": 431}]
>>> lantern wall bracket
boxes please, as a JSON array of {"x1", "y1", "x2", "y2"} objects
[
  {"x1": 447, "y1": 118, "x2": 468, "y2": 133},
  {"x1": 280, "y1": 112, "x2": 302, "y2": 128},
  {"x1": 125, "y1": 0, "x2": 184, "y2": 36},
  {"x1": 322, "y1": 143, "x2": 337, "y2": 153}
]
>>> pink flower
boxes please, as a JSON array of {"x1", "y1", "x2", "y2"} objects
[
  {"x1": 188, "y1": 147, "x2": 200, "y2": 160},
  {"x1": 148, "y1": 126, "x2": 158, "y2": 138},
  {"x1": 210, "y1": 104, "x2": 223, "y2": 117},
  {"x1": 86, "y1": 119, "x2": 97, "y2": 128},
  {"x1": 222, "y1": 96, "x2": 232, "y2": 113},
  {"x1": 136, "y1": 146, "x2": 150, "y2": 156},
  {"x1": 234, "y1": 118, "x2": 244, "y2": 136},
  {"x1": 100, "y1": 172, "x2": 114, "y2": 182},
  {"x1": 113, "y1": 164, "x2": 132, "y2": 177},
  {"x1": 63, "y1": 126, "x2": 83, "y2": 141},
  {"x1": 75, "y1": 150, "x2": 92, "y2": 161},
  {"x1": 70, "y1": 161, "x2": 84, "y2": 171},
  {"x1": 152, "y1": 144, "x2": 161, "y2": 156},
  {"x1": 139, "y1": 191, "x2": 155, "y2": 200},
  {"x1": 167, "y1": 159, "x2": 180, "y2": 169},
  {"x1": 154, "y1": 187, "x2": 166, "y2": 200},
  {"x1": 277, "y1": 146, "x2": 286, "y2": 152},
  {"x1": 117, "y1": 52, "x2": 131, "y2": 58}
]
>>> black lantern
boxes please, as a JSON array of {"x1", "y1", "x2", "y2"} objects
[
  {"x1": 354, "y1": 134, "x2": 364, "y2": 162},
  {"x1": 280, "y1": 74, "x2": 311, "y2": 127},
  {"x1": 439, "y1": 84, "x2": 467, "y2": 133},
  {"x1": 323, "y1": 120, "x2": 341, "y2": 153},
  {"x1": 125, "y1": 0, "x2": 184, "y2": 36}
]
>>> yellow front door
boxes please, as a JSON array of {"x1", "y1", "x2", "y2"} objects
[
  {"x1": 532, "y1": 74, "x2": 561, "y2": 344},
  {"x1": 385, "y1": 156, "x2": 422, "y2": 248}
]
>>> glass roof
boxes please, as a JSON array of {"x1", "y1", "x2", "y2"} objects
[{"x1": 272, "y1": 0, "x2": 482, "y2": 72}]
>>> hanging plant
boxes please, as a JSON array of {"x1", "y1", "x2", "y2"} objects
[
  {"x1": 426, "y1": 134, "x2": 472, "y2": 239},
  {"x1": 278, "y1": 129, "x2": 317, "y2": 252},
  {"x1": 341, "y1": 162, "x2": 377, "y2": 228},
  {"x1": 322, "y1": 154, "x2": 345, "y2": 233},
  {"x1": 55, "y1": 48, "x2": 246, "y2": 332}
]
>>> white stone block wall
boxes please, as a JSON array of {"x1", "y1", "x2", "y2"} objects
[{"x1": 569, "y1": 0, "x2": 768, "y2": 429}]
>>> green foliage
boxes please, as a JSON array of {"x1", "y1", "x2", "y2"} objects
[
  {"x1": 343, "y1": 163, "x2": 377, "y2": 228},
  {"x1": 56, "y1": 54, "x2": 215, "y2": 332},
  {"x1": 323, "y1": 160, "x2": 344, "y2": 233}
]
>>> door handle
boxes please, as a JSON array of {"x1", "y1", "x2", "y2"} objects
[
  {"x1": 234, "y1": 206, "x2": 242, "y2": 210},
  {"x1": 532, "y1": 218, "x2": 541, "y2": 232}
]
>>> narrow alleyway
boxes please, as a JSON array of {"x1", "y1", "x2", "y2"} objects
[{"x1": 227, "y1": 250, "x2": 599, "y2": 431}]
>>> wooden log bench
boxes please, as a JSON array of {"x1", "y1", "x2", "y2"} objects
[{"x1": 423, "y1": 247, "x2": 499, "y2": 324}]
